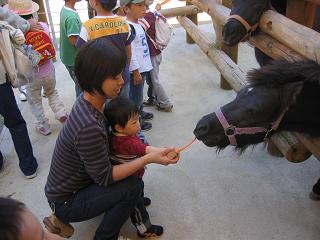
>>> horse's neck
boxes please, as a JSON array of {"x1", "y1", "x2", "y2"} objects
[{"x1": 279, "y1": 84, "x2": 320, "y2": 137}]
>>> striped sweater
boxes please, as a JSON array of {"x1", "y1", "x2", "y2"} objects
[{"x1": 45, "y1": 95, "x2": 113, "y2": 203}]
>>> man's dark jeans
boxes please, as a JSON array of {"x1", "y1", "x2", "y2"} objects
[
  {"x1": 0, "y1": 82, "x2": 38, "y2": 175},
  {"x1": 52, "y1": 177, "x2": 141, "y2": 240}
]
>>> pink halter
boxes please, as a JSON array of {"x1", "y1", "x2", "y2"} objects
[{"x1": 215, "y1": 108, "x2": 286, "y2": 146}]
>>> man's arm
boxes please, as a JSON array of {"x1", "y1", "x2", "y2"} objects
[{"x1": 68, "y1": 35, "x2": 78, "y2": 46}]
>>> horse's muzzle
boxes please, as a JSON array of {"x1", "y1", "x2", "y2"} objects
[{"x1": 193, "y1": 116, "x2": 210, "y2": 141}]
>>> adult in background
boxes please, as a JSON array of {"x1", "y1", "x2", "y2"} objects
[
  {"x1": 43, "y1": 39, "x2": 179, "y2": 240},
  {"x1": 0, "y1": 5, "x2": 41, "y2": 178},
  {"x1": 60, "y1": 0, "x2": 82, "y2": 97}
]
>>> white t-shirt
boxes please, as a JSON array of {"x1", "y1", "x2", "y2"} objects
[{"x1": 128, "y1": 20, "x2": 152, "y2": 73}]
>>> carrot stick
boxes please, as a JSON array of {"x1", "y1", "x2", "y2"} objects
[
  {"x1": 176, "y1": 136, "x2": 197, "y2": 153},
  {"x1": 167, "y1": 137, "x2": 197, "y2": 159}
]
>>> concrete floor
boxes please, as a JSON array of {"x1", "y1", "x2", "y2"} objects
[{"x1": 1, "y1": 24, "x2": 320, "y2": 240}]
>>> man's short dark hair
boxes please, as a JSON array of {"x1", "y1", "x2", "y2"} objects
[
  {"x1": 104, "y1": 97, "x2": 139, "y2": 132},
  {"x1": 0, "y1": 197, "x2": 26, "y2": 240},
  {"x1": 75, "y1": 38, "x2": 126, "y2": 96},
  {"x1": 99, "y1": 0, "x2": 117, "y2": 11}
]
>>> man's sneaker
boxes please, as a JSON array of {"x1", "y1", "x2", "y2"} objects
[
  {"x1": 25, "y1": 171, "x2": 37, "y2": 179},
  {"x1": 19, "y1": 93, "x2": 27, "y2": 102},
  {"x1": 19, "y1": 85, "x2": 27, "y2": 102},
  {"x1": 143, "y1": 98, "x2": 156, "y2": 107},
  {"x1": 59, "y1": 115, "x2": 68, "y2": 124},
  {"x1": 35, "y1": 123, "x2": 52, "y2": 136},
  {"x1": 309, "y1": 191, "x2": 320, "y2": 201},
  {"x1": 137, "y1": 225, "x2": 163, "y2": 239},
  {"x1": 43, "y1": 214, "x2": 74, "y2": 238},
  {"x1": 141, "y1": 121, "x2": 152, "y2": 132},
  {"x1": 143, "y1": 197, "x2": 151, "y2": 207},
  {"x1": 141, "y1": 111, "x2": 154, "y2": 121},
  {"x1": 156, "y1": 105, "x2": 173, "y2": 112}
]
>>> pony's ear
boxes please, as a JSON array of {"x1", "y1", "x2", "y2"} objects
[{"x1": 280, "y1": 81, "x2": 303, "y2": 111}]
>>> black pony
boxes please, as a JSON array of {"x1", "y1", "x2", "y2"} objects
[
  {"x1": 194, "y1": 60, "x2": 320, "y2": 151},
  {"x1": 222, "y1": 0, "x2": 320, "y2": 66}
]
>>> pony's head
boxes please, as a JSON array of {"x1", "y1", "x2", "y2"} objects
[
  {"x1": 222, "y1": 0, "x2": 269, "y2": 46},
  {"x1": 193, "y1": 60, "x2": 310, "y2": 151}
]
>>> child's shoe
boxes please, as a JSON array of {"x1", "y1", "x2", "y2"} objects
[
  {"x1": 141, "y1": 111, "x2": 154, "y2": 121},
  {"x1": 35, "y1": 121, "x2": 52, "y2": 136},
  {"x1": 156, "y1": 105, "x2": 173, "y2": 112},
  {"x1": 137, "y1": 225, "x2": 163, "y2": 239},
  {"x1": 143, "y1": 98, "x2": 156, "y2": 107},
  {"x1": 141, "y1": 121, "x2": 152, "y2": 132},
  {"x1": 19, "y1": 93, "x2": 27, "y2": 102},
  {"x1": 43, "y1": 214, "x2": 74, "y2": 238},
  {"x1": 59, "y1": 115, "x2": 68, "y2": 124},
  {"x1": 19, "y1": 85, "x2": 27, "y2": 102}
]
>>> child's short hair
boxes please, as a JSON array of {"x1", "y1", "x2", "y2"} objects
[
  {"x1": 104, "y1": 97, "x2": 139, "y2": 132},
  {"x1": 75, "y1": 38, "x2": 125, "y2": 96},
  {"x1": 98, "y1": 0, "x2": 117, "y2": 11}
]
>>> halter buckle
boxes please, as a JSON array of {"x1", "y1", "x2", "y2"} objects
[{"x1": 225, "y1": 126, "x2": 235, "y2": 136}]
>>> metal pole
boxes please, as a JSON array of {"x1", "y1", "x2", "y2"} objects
[{"x1": 43, "y1": 0, "x2": 58, "y2": 50}]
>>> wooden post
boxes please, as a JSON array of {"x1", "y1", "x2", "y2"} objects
[
  {"x1": 186, "y1": 1, "x2": 198, "y2": 44},
  {"x1": 269, "y1": 132, "x2": 311, "y2": 162},
  {"x1": 219, "y1": 0, "x2": 234, "y2": 90},
  {"x1": 160, "y1": 6, "x2": 201, "y2": 18},
  {"x1": 34, "y1": 0, "x2": 48, "y2": 24},
  {"x1": 286, "y1": 0, "x2": 317, "y2": 28}
]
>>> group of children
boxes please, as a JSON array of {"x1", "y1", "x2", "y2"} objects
[
  {"x1": 74, "y1": 0, "x2": 173, "y2": 132},
  {"x1": 12, "y1": 0, "x2": 172, "y2": 136}
]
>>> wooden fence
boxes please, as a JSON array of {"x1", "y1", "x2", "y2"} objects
[{"x1": 160, "y1": 0, "x2": 320, "y2": 162}]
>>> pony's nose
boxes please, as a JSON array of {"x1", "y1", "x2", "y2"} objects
[{"x1": 194, "y1": 120, "x2": 209, "y2": 140}]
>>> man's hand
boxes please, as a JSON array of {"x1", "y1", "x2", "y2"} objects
[
  {"x1": 133, "y1": 70, "x2": 143, "y2": 85},
  {"x1": 28, "y1": 19, "x2": 43, "y2": 32}
]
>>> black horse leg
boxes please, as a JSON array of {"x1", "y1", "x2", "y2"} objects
[
  {"x1": 310, "y1": 178, "x2": 320, "y2": 200},
  {"x1": 254, "y1": 48, "x2": 273, "y2": 66}
]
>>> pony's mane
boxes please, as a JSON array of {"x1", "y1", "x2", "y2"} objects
[{"x1": 246, "y1": 60, "x2": 320, "y2": 87}]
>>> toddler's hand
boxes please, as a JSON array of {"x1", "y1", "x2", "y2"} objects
[{"x1": 148, "y1": 147, "x2": 180, "y2": 165}]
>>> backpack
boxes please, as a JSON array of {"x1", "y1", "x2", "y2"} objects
[
  {"x1": 25, "y1": 30, "x2": 55, "y2": 65},
  {"x1": 139, "y1": 11, "x2": 172, "y2": 51},
  {"x1": 153, "y1": 11, "x2": 172, "y2": 50},
  {"x1": 0, "y1": 21, "x2": 36, "y2": 88}
]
